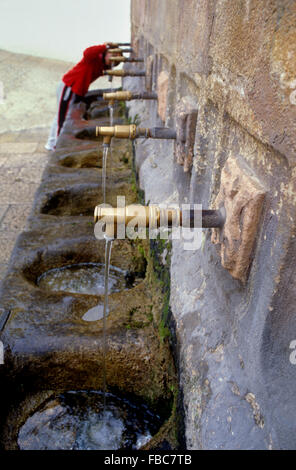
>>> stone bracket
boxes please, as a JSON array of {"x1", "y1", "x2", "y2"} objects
[
  {"x1": 157, "y1": 71, "x2": 169, "y2": 123},
  {"x1": 211, "y1": 156, "x2": 266, "y2": 283},
  {"x1": 174, "y1": 96, "x2": 198, "y2": 172}
]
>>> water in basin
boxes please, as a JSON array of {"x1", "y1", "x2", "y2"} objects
[
  {"x1": 17, "y1": 391, "x2": 161, "y2": 450},
  {"x1": 36, "y1": 262, "x2": 127, "y2": 296}
]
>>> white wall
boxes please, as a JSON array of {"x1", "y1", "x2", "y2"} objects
[{"x1": 0, "y1": 0, "x2": 131, "y2": 62}]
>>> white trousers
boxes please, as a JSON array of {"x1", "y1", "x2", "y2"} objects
[{"x1": 46, "y1": 81, "x2": 72, "y2": 150}]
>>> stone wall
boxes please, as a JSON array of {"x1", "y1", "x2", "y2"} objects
[{"x1": 126, "y1": 0, "x2": 296, "y2": 449}]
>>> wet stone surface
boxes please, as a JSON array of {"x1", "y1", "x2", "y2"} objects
[
  {"x1": 37, "y1": 262, "x2": 128, "y2": 296},
  {"x1": 0, "y1": 91, "x2": 179, "y2": 450},
  {"x1": 17, "y1": 391, "x2": 161, "y2": 450}
]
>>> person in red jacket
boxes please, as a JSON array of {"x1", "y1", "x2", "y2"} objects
[{"x1": 45, "y1": 43, "x2": 115, "y2": 150}]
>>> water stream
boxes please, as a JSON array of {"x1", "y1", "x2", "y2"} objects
[
  {"x1": 109, "y1": 104, "x2": 114, "y2": 127},
  {"x1": 102, "y1": 145, "x2": 109, "y2": 204},
  {"x1": 102, "y1": 237, "x2": 113, "y2": 413}
]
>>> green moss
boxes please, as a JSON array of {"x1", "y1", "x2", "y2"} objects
[
  {"x1": 159, "y1": 319, "x2": 170, "y2": 343},
  {"x1": 127, "y1": 113, "x2": 141, "y2": 126},
  {"x1": 118, "y1": 100, "x2": 128, "y2": 121},
  {"x1": 124, "y1": 304, "x2": 154, "y2": 330}
]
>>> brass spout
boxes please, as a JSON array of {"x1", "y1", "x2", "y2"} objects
[
  {"x1": 108, "y1": 42, "x2": 131, "y2": 47},
  {"x1": 75, "y1": 125, "x2": 176, "y2": 141},
  {"x1": 103, "y1": 135, "x2": 112, "y2": 146},
  {"x1": 109, "y1": 48, "x2": 133, "y2": 53},
  {"x1": 103, "y1": 91, "x2": 157, "y2": 102},
  {"x1": 96, "y1": 125, "x2": 137, "y2": 140},
  {"x1": 104, "y1": 70, "x2": 145, "y2": 77},
  {"x1": 110, "y1": 56, "x2": 144, "y2": 63},
  {"x1": 103, "y1": 91, "x2": 133, "y2": 102},
  {"x1": 108, "y1": 47, "x2": 122, "y2": 54},
  {"x1": 94, "y1": 205, "x2": 181, "y2": 228},
  {"x1": 94, "y1": 204, "x2": 225, "y2": 238},
  {"x1": 95, "y1": 125, "x2": 176, "y2": 141}
]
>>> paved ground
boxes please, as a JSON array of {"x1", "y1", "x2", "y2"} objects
[
  {"x1": 0, "y1": 48, "x2": 120, "y2": 283},
  {"x1": 0, "y1": 128, "x2": 49, "y2": 280}
]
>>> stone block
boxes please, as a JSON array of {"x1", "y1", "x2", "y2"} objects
[
  {"x1": 157, "y1": 71, "x2": 169, "y2": 122},
  {"x1": 175, "y1": 96, "x2": 198, "y2": 172},
  {"x1": 211, "y1": 155, "x2": 266, "y2": 283}
]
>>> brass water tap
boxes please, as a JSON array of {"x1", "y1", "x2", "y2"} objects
[
  {"x1": 94, "y1": 204, "x2": 225, "y2": 239},
  {"x1": 103, "y1": 91, "x2": 133, "y2": 106},
  {"x1": 95, "y1": 125, "x2": 176, "y2": 142},
  {"x1": 103, "y1": 91, "x2": 157, "y2": 105},
  {"x1": 75, "y1": 125, "x2": 176, "y2": 144},
  {"x1": 104, "y1": 70, "x2": 145, "y2": 77}
]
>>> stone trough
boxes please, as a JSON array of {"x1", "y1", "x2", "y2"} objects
[{"x1": 0, "y1": 94, "x2": 178, "y2": 450}]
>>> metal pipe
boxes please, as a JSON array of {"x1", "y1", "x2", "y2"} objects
[
  {"x1": 75, "y1": 125, "x2": 176, "y2": 142},
  {"x1": 104, "y1": 70, "x2": 145, "y2": 77},
  {"x1": 103, "y1": 91, "x2": 133, "y2": 102},
  {"x1": 96, "y1": 125, "x2": 138, "y2": 140},
  {"x1": 197, "y1": 209, "x2": 225, "y2": 228},
  {"x1": 110, "y1": 56, "x2": 144, "y2": 63},
  {"x1": 95, "y1": 125, "x2": 176, "y2": 140},
  {"x1": 148, "y1": 127, "x2": 177, "y2": 139},
  {"x1": 103, "y1": 91, "x2": 157, "y2": 102},
  {"x1": 132, "y1": 91, "x2": 158, "y2": 100},
  {"x1": 109, "y1": 42, "x2": 131, "y2": 47},
  {"x1": 108, "y1": 48, "x2": 133, "y2": 53}
]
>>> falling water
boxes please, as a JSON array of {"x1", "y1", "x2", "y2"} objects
[
  {"x1": 108, "y1": 103, "x2": 114, "y2": 171},
  {"x1": 102, "y1": 145, "x2": 109, "y2": 204},
  {"x1": 109, "y1": 104, "x2": 114, "y2": 127},
  {"x1": 102, "y1": 236, "x2": 113, "y2": 414}
]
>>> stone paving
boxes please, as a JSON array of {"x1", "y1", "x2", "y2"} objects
[
  {"x1": 0, "y1": 48, "x2": 74, "y2": 284},
  {"x1": 0, "y1": 128, "x2": 49, "y2": 281}
]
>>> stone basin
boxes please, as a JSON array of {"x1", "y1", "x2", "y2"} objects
[
  {"x1": 54, "y1": 139, "x2": 131, "y2": 170},
  {"x1": 85, "y1": 100, "x2": 122, "y2": 121},
  {"x1": 58, "y1": 149, "x2": 103, "y2": 169},
  {"x1": 0, "y1": 89, "x2": 178, "y2": 450},
  {"x1": 21, "y1": 235, "x2": 146, "y2": 291},
  {"x1": 0, "y1": 236, "x2": 174, "y2": 450},
  {"x1": 39, "y1": 182, "x2": 136, "y2": 216},
  {"x1": 15, "y1": 390, "x2": 163, "y2": 450}
]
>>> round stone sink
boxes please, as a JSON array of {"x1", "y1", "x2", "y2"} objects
[
  {"x1": 36, "y1": 262, "x2": 127, "y2": 296},
  {"x1": 17, "y1": 390, "x2": 162, "y2": 450}
]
